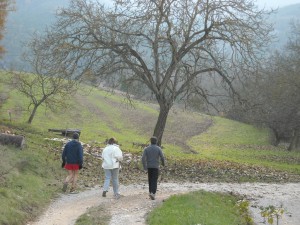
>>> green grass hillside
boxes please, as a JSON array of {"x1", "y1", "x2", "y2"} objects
[
  {"x1": 1, "y1": 71, "x2": 300, "y2": 181},
  {"x1": 1, "y1": 71, "x2": 300, "y2": 224}
]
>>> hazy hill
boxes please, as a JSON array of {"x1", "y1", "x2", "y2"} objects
[
  {"x1": 0, "y1": 1, "x2": 299, "y2": 69},
  {"x1": 0, "y1": 0, "x2": 69, "y2": 69},
  {"x1": 271, "y1": 3, "x2": 300, "y2": 49}
]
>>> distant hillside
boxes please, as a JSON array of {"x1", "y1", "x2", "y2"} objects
[
  {"x1": 271, "y1": 3, "x2": 300, "y2": 48},
  {"x1": 0, "y1": 1, "x2": 299, "y2": 69},
  {"x1": 0, "y1": 0, "x2": 69, "y2": 69}
]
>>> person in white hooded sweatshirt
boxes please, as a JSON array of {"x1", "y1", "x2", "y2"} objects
[{"x1": 101, "y1": 137, "x2": 123, "y2": 199}]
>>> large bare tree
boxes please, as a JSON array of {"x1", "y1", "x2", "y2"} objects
[{"x1": 36, "y1": 0, "x2": 273, "y2": 144}]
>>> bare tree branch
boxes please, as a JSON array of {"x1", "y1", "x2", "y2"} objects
[{"x1": 31, "y1": 0, "x2": 273, "y2": 144}]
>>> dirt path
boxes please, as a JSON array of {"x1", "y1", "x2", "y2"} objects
[{"x1": 28, "y1": 182, "x2": 300, "y2": 225}]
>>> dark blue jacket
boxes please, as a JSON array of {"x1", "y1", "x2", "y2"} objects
[{"x1": 62, "y1": 140, "x2": 83, "y2": 165}]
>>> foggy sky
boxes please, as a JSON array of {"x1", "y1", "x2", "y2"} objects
[{"x1": 256, "y1": 0, "x2": 300, "y2": 8}]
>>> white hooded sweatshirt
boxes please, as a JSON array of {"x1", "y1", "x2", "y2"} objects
[{"x1": 102, "y1": 144, "x2": 123, "y2": 169}]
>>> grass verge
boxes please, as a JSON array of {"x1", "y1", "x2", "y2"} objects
[
  {"x1": 146, "y1": 191, "x2": 251, "y2": 225},
  {"x1": 0, "y1": 126, "x2": 65, "y2": 225},
  {"x1": 75, "y1": 204, "x2": 111, "y2": 225}
]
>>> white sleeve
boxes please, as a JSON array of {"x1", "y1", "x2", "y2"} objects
[{"x1": 114, "y1": 146, "x2": 123, "y2": 161}]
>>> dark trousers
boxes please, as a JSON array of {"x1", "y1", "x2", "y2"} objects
[{"x1": 148, "y1": 168, "x2": 159, "y2": 194}]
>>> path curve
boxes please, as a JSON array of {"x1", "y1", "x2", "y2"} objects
[{"x1": 28, "y1": 182, "x2": 300, "y2": 225}]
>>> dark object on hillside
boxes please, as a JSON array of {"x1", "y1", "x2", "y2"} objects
[
  {"x1": 132, "y1": 142, "x2": 148, "y2": 149},
  {"x1": 0, "y1": 133, "x2": 25, "y2": 149},
  {"x1": 48, "y1": 128, "x2": 81, "y2": 137}
]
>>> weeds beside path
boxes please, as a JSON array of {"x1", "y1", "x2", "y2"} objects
[{"x1": 28, "y1": 182, "x2": 300, "y2": 225}]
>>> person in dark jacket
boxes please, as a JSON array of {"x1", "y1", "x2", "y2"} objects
[
  {"x1": 61, "y1": 132, "x2": 83, "y2": 193},
  {"x1": 142, "y1": 136, "x2": 165, "y2": 200}
]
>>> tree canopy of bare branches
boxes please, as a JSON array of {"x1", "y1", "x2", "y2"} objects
[
  {"x1": 34, "y1": 0, "x2": 273, "y2": 144},
  {"x1": 227, "y1": 22, "x2": 300, "y2": 151}
]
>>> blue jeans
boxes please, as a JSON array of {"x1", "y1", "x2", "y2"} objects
[{"x1": 103, "y1": 168, "x2": 119, "y2": 195}]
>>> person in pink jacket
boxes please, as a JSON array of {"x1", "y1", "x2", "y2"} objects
[{"x1": 101, "y1": 137, "x2": 123, "y2": 199}]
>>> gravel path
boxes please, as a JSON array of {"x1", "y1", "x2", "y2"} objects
[{"x1": 27, "y1": 182, "x2": 300, "y2": 225}]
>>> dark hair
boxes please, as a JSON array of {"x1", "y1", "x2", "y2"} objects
[
  {"x1": 150, "y1": 136, "x2": 157, "y2": 145},
  {"x1": 73, "y1": 132, "x2": 79, "y2": 140},
  {"x1": 108, "y1": 137, "x2": 117, "y2": 145}
]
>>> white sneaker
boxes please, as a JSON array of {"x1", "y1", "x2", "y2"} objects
[{"x1": 115, "y1": 194, "x2": 121, "y2": 199}]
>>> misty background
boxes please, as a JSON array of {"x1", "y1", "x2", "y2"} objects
[{"x1": 0, "y1": 0, "x2": 300, "y2": 69}]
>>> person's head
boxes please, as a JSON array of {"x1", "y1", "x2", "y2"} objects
[
  {"x1": 150, "y1": 136, "x2": 158, "y2": 145},
  {"x1": 73, "y1": 132, "x2": 79, "y2": 140},
  {"x1": 108, "y1": 137, "x2": 117, "y2": 145}
]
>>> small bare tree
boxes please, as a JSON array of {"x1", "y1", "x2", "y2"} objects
[
  {"x1": 33, "y1": 0, "x2": 273, "y2": 144},
  {"x1": 9, "y1": 37, "x2": 80, "y2": 124}
]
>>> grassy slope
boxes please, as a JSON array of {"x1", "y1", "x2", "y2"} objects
[
  {"x1": 1, "y1": 71, "x2": 300, "y2": 224},
  {"x1": 1, "y1": 72, "x2": 300, "y2": 177},
  {"x1": 0, "y1": 129, "x2": 64, "y2": 225},
  {"x1": 189, "y1": 117, "x2": 300, "y2": 173},
  {"x1": 147, "y1": 191, "x2": 249, "y2": 225}
]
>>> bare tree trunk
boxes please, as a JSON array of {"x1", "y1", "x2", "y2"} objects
[
  {"x1": 288, "y1": 128, "x2": 300, "y2": 152},
  {"x1": 294, "y1": 128, "x2": 300, "y2": 151},
  {"x1": 271, "y1": 128, "x2": 280, "y2": 146},
  {"x1": 153, "y1": 103, "x2": 171, "y2": 146},
  {"x1": 0, "y1": 133, "x2": 25, "y2": 149},
  {"x1": 296, "y1": 133, "x2": 300, "y2": 149},
  {"x1": 27, "y1": 104, "x2": 38, "y2": 124}
]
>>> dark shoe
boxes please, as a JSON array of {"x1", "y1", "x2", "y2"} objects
[
  {"x1": 102, "y1": 191, "x2": 107, "y2": 197},
  {"x1": 149, "y1": 193, "x2": 155, "y2": 200},
  {"x1": 69, "y1": 187, "x2": 78, "y2": 194},
  {"x1": 62, "y1": 183, "x2": 68, "y2": 192}
]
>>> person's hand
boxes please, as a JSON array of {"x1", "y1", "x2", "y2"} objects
[
  {"x1": 61, "y1": 161, "x2": 65, "y2": 168},
  {"x1": 79, "y1": 164, "x2": 83, "y2": 170}
]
